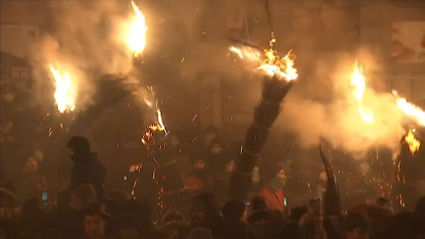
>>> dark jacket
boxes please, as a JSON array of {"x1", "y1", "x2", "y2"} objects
[{"x1": 69, "y1": 152, "x2": 106, "y2": 199}]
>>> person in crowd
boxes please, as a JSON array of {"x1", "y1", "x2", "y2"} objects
[
  {"x1": 299, "y1": 199, "x2": 325, "y2": 239},
  {"x1": 380, "y1": 211, "x2": 416, "y2": 239},
  {"x1": 82, "y1": 202, "x2": 112, "y2": 239},
  {"x1": 206, "y1": 137, "x2": 229, "y2": 177},
  {"x1": 260, "y1": 165, "x2": 287, "y2": 212},
  {"x1": 221, "y1": 200, "x2": 252, "y2": 239},
  {"x1": 15, "y1": 156, "x2": 46, "y2": 204},
  {"x1": 67, "y1": 136, "x2": 106, "y2": 200},
  {"x1": 70, "y1": 184, "x2": 99, "y2": 211},
  {"x1": 18, "y1": 198, "x2": 45, "y2": 239},
  {"x1": 343, "y1": 213, "x2": 370, "y2": 239},
  {"x1": 0, "y1": 185, "x2": 19, "y2": 239},
  {"x1": 414, "y1": 197, "x2": 425, "y2": 238},
  {"x1": 188, "y1": 192, "x2": 229, "y2": 239},
  {"x1": 46, "y1": 184, "x2": 98, "y2": 239},
  {"x1": 184, "y1": 155, "x2": 213, "y2": 194},
  {"x1": 246, "y1": 196, "x2": 281, "y2": 239},
  {"x1": 202, "y1": 125, "x2": 220, "y2": 148},
  {"x1": 281, "y1": 206, "x2": 309, "y2": 239},
  {"x1": 349, "y1": 196, "x2": 393, "y2": 237},
  {"x1": 247, "y1": 196, "x2": 269, "y2": 223},
  {"x1": 114, "y1": 200, "x2": 163, "y2": 239}
]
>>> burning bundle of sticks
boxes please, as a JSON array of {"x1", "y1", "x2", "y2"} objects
[{"x1": 228, "y1": 37, "x2": 298, "y2": 200}]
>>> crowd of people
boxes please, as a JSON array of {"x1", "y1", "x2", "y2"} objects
[{"x1": 1, "y1": 122, "x2": 425, "y2": 239}]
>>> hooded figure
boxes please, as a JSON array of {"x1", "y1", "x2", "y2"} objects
[
  {"x1": 184, "y1": 154, "x2": 213, "y2": 194},
  {"x1": 206, "y1": 137, "x2": 229, "y2": 177},
  {"x1": 203, "y1": 125, "x2": 220, "y2": 147},
  {"x1": 67, "y1": 136, "x2": 106, "y2": 200},
  {"x1": 260, "y1": 163, "x2": 287, "y2": 212},
  {"x1": 189, "y1": 193, "x2": 230, "y2": 239}
]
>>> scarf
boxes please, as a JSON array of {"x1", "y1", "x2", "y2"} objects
[{"x1": 269, "y1": 177, "x2": 287, "y2": 192}]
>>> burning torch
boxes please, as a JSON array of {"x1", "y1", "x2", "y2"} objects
[{"x1": 228, "y1": 36, "x2": 298, "y2": 200}]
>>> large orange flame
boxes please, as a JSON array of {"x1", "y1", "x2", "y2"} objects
[
  {"x1": 404, "y1": 129, "x2": 421, "y2": 154},
  {"x1": 128, "y1": 1, "x2": 147, "y2": 57},
  {"x1": 393, "y1": 91, "x2": 425, "y2": 126},
  {"x1": 350, "y1": 60, "x2": 373, "y2": 123},
  {"x1": 229, "y1": 39, "x2": 298, "y2": 81},
  {"x1": 49, "y1": 65, "x2": 76, "y2": 113}
]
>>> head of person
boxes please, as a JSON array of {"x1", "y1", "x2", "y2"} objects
[
  {"x1": 22, "y1": 157, "x2": 39, "y2": 173},
  {"x1": 309, "y1": 199, "x2": 321, "y2": 214},
  {"x1": 67, "y1": 136, "x2": 90, "y2": 156},
  {"x1": 83, "y1": 203, "x2": 111, "y2": 239},
  {"x1": 189, "y1": 192, "x2": 219, "y2": 227},
  {"x1": 170, "y1": 135, "x2": 180, "y2": 147},
  {"x1": 221, "y1": 200, "x2": 247, "y2": 222},
  {"x1": 203, "y1": 125, "x2": 219, "y2": 146},
  {"x1": 208, "y1": 137, "x2": 225, "y2": 155},
  {"x1": 69, "y1": 184, "x2": 98, "y2": 210},
  {"x1": 343, "y1": 213, "x2": 370, "y2": 239},
  {"x1": 194, "y1": 158, "x2": 206, "y2": 170},
  {"x1": 225, "y1": 160, "x2": 235, "y2": 173},
  {"x1": 267, "y1": 167, "x2": 287, "y2": 192}
]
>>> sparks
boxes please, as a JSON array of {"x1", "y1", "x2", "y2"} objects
[
  {"x1": 49, "y1": 65, "x2": 76, "y2": 113},
  {"x1": 404, "y1": 129, "x2": 421, "y2": 154},
  {"x1": 128, "y1": 1, "x2": 147, "y2": 57},
  {"x1": 229, "y1": 39, "x2": 298, "y2": 81},
  {"x1": 350, "y1": 60, "x2": 373, "y2": 123}
]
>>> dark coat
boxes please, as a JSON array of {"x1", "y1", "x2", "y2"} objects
[{"x1": 69, "y1": 152, "x2": 106, "y2": 199}]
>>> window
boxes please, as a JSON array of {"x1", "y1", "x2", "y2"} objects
[{"x1": 11, "y1": 67, "x2": 28, "y2": 81}]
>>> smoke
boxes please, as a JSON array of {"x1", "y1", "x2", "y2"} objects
[
  {"x1": 30, "y1": 0, "x2": 139, "y2": 111},
  {"x1": 278, "y1": 50, "x2": 405, "y2": 158}
]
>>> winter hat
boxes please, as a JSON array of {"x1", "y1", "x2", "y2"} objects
[
  {"x1": 67, "y1": 136, "x2": 90, "y2": 154},
  {"x1": 221, "y1": 200, "x2": 246, "y2": 220},
  {"x1": 188, "y1": 227, "x2": 213, "y2": 239},
  {"x1": 71, "y1": 184, "x2": 98, "y2": 203},
  {"x1": 261, "y1": 161, "x2": 285, "y2": 183}
]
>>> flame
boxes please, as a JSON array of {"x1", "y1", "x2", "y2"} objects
[
  {"x1": 49, "y1": 66, "x2": 76, "y2": 113},
  {"x1": 155, "y1": 100, "x2": 167, "y2": 133},
  {"x1": 141, "y1": 123, "x2": 165, "y2": 145},
  {"x1": 404, "y1": 129, "x2": 421, "y2": 154},
  {"x1": 229, "y1": 39, "x2": 298, "y2": 81},
  {"x1": 128, "y1": 1, "x2": 147, "y2": 57},
  {"x1": 156, "y1": 108, "x2": 166, "y2": 133},
  {"x1": 393, "y1": 91, "x2": 425, "y2": 126},
  {"x1": 350, "y1": 60, "x2": 373, "y2": 123}
]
